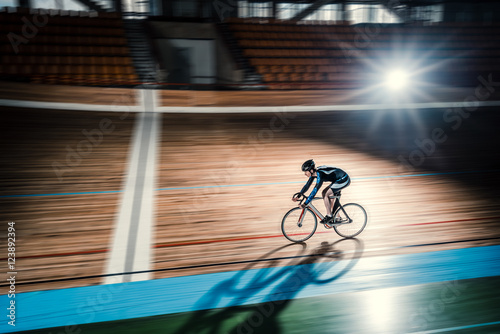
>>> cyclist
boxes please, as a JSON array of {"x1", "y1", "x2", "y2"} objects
[{"x1": 292, "y1": 159, "x2": 351, "y2": 226}]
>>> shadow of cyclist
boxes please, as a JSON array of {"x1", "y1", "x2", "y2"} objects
[{"x1": 172, "y1": 238, "x2": 364, "y2": 334}]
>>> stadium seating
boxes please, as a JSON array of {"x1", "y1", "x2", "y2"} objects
[
  {"x1": 226, "y1": 18, "x2": 500, "y2": 89},
  {"x1": 0, "y1": 8, "x2": 138, "y2": 86}
]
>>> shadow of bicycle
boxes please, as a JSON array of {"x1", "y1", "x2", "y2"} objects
[{"x1": 172, "y1": 238, "x2": 364, "y2": 334}]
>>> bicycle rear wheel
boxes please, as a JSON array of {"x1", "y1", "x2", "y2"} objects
[
  {"x1": 281, "y1": 207, "x2": 317, "y2": 242},
  {"x1": 333, "y1": 203, "x2": 367, "y2": 238}
]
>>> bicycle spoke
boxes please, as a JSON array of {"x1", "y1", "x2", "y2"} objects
[
  {"x1": 334, "y1": 203, "x2": 367, "y2": 238},
  {"x1": 281, "y1": 207, "x2": 317, "y2": 242}
]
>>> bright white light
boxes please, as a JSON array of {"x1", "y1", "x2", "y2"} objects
[
  {"x1": 365, "y1": 288, "x2": 396, "y2": 332},
  {"x1": 385, "y1": 69, "x2": 409, "y2": 91}
]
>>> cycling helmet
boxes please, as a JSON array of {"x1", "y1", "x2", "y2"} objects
[{"x1": 301, "y1": 159, "x2": 315, "y2": 172}]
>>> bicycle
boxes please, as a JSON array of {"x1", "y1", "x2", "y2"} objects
[{"x1": 281, "y1": 192, "x2": 367, "y2": 242}]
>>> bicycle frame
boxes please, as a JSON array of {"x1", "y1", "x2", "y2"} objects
[
  {"x1": 300, "y1": 195, "x2": 352, "y2": 223},
  {"x1": 284, "y1": 193, "x2": 367, "y2": 242}
]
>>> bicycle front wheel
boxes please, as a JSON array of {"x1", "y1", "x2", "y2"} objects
[
  {"x1": 333, "y1": 203, "x2": 367, "y2": 238},
  {"x1": 281, "y1": 207, "x2": 317, "y2": 242}
]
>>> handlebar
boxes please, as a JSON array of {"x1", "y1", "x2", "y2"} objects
[
  {"x1": 292, "y1": 192, "x2": 306, "y2": 205},
  {"x1": 292, "y1": 193, "x2": 324, "y2": 206}
]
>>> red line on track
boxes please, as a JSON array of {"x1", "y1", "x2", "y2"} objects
[
  {"x1": 4, "y1": 216, "x2": 499, "y2": 261},
  {"x1": 153, "y1": 231, "x2": 331, "y2": 248},
  {"x1": 154, "y1": 234, "x2": 284, "y2": 248}
]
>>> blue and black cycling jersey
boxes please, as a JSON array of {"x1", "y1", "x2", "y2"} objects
[{"x1": 300, "y1": 166, "x2": 349, "y2": 205}]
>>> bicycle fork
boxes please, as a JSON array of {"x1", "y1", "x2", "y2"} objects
[{"x1": 297, "y1": 208, "x2": 306, "y2": 227}]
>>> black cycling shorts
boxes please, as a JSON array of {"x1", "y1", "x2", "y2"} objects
[{"x1": 329, "y1": 175, "x2": 351, "y2": 193}]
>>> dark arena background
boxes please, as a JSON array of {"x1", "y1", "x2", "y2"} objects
[{"x1": 1, "y1": 0, "x2": 500, "y2": 333}]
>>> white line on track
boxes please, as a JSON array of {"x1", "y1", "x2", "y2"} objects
[
  {"x1": 104, "y1": 89, "x2": 160, "y2": 284},
  {"x1": 3, "y1": 96, "x2": 500, "y2": 113}
]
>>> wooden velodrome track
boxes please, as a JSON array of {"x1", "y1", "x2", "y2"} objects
[{"x1": 1, "y1": 82, "x2": 500, "y2": 298}]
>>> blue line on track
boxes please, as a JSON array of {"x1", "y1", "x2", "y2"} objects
[
  {"x1": 2, "y1": 244, "x2": 500, "y2": 333},
  {"x1": 1, "y1": 169, "x2": 499, "y2": 198},
  {"x1": 353, "y1": 168, "x2": 500, "y2": 180},
  {"x1": 0, "y1": 190, "x2": 122, "y2": 198},
  {"x1": 156, "y1": 180, "x2": 302, "y2": 191}
]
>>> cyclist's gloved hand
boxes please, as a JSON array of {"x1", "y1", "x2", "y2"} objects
[{"x1": 292, "y1": 193, "x2": 303, "y2": 202}]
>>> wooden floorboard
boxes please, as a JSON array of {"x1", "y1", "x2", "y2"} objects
[
  {"x1": 1, "y1": 106, "x2": 499, "y2": 292},
  {"x1": 154, "y1": 110, "x2": 500, "y2": 279},
  {"x1": 0, "y1": 82, "x2": 137, "y2": 105},
  {"x1": 0, "y1": 107, "x2": 135, "y2": 292}
]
